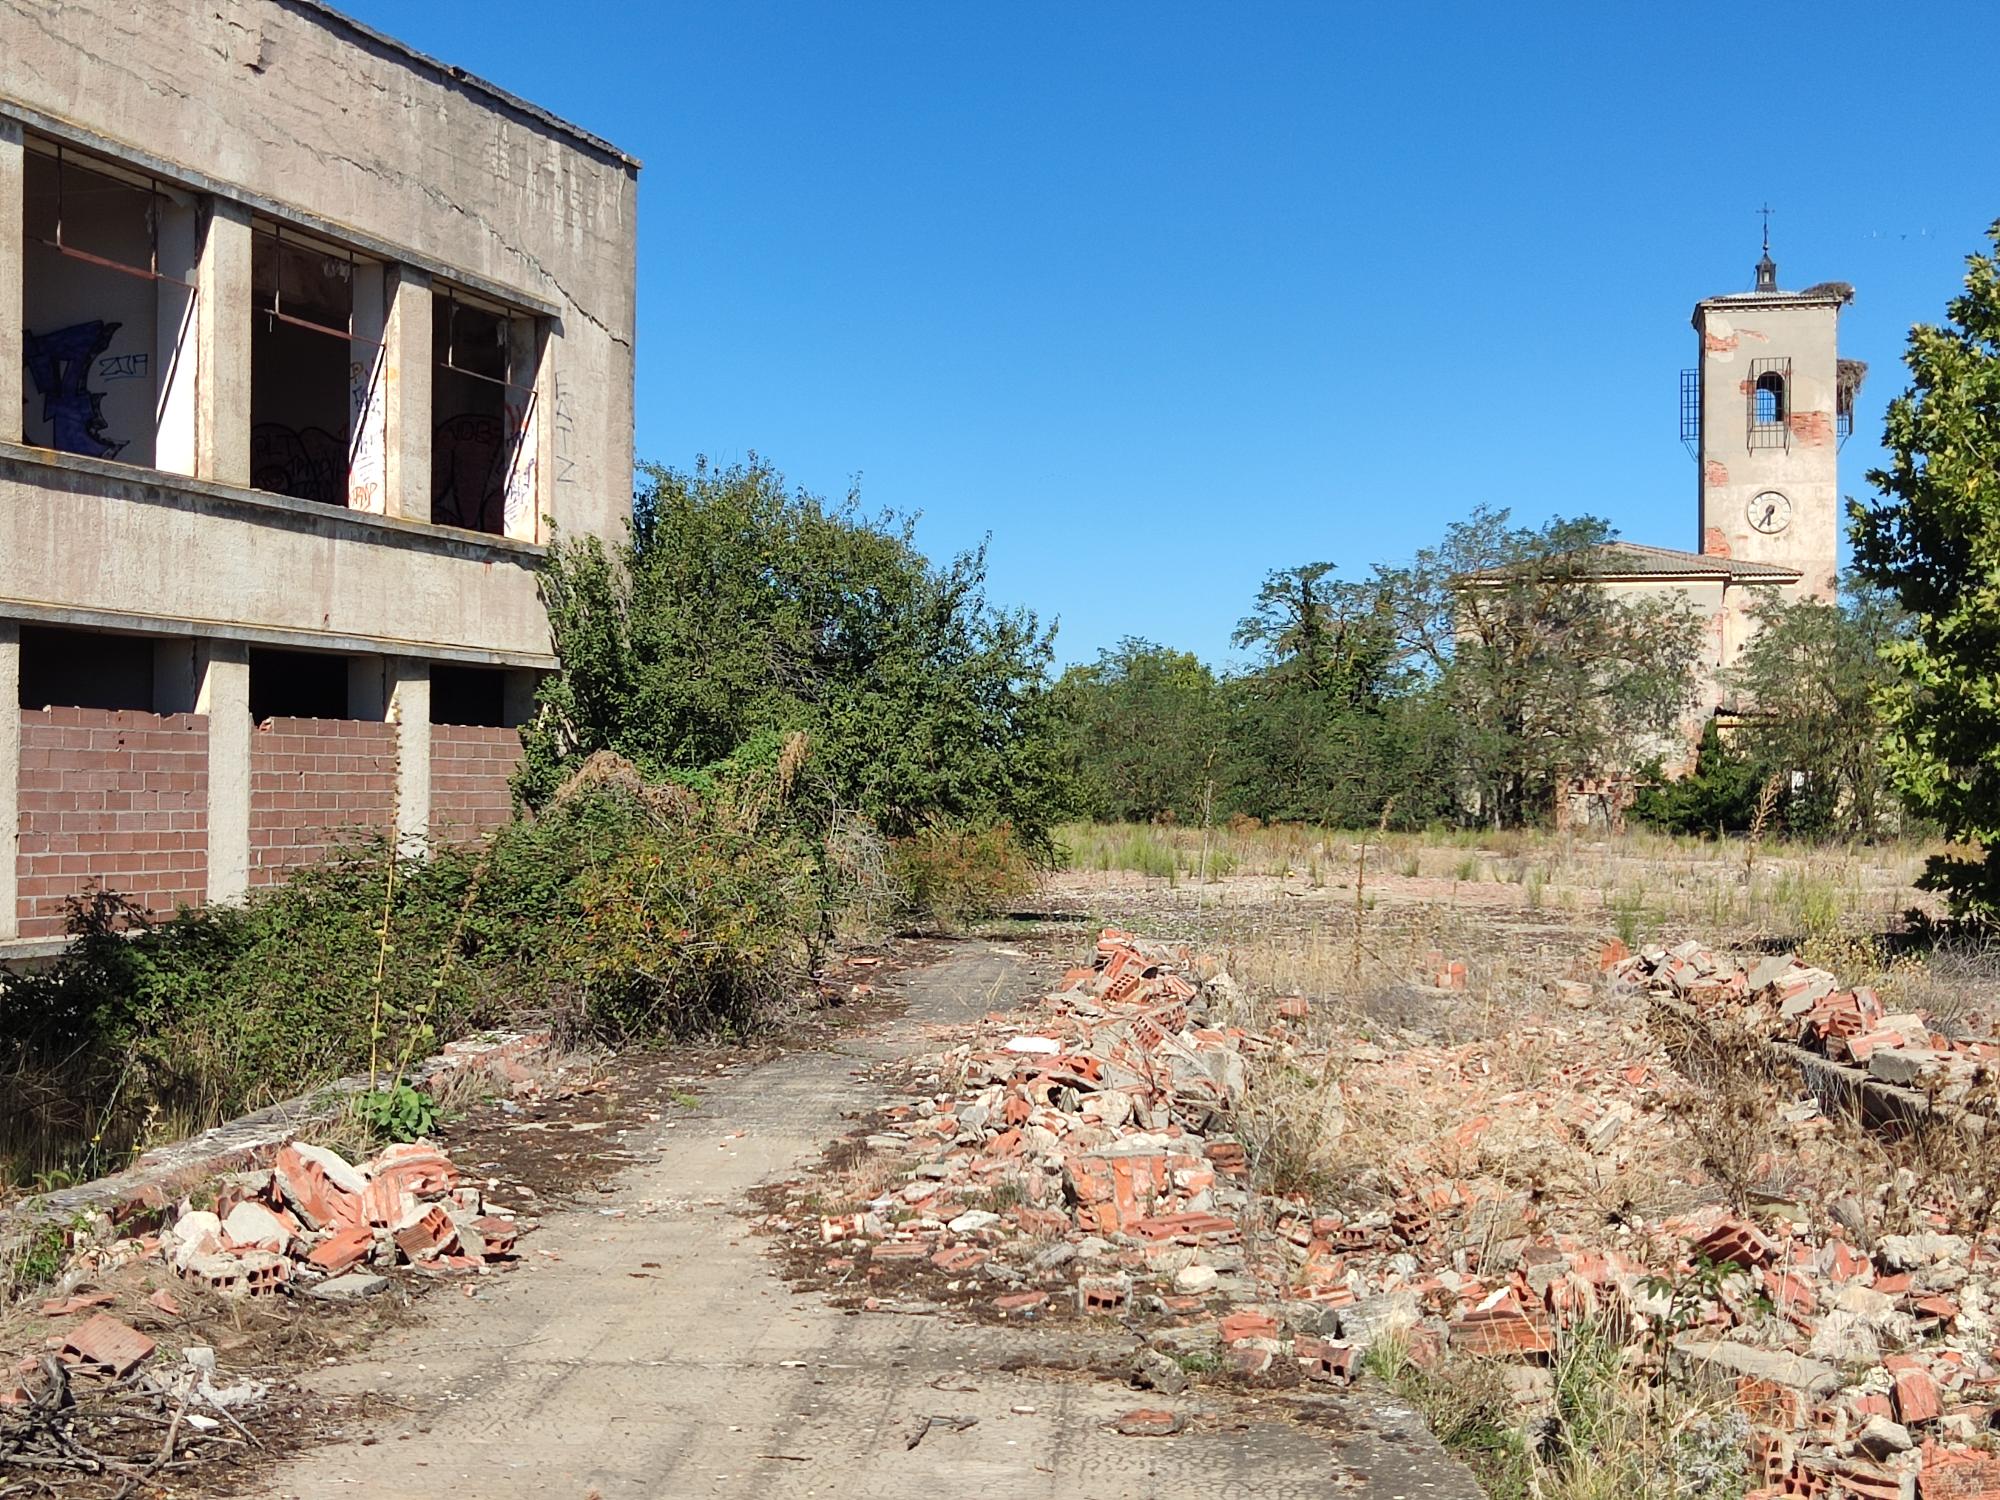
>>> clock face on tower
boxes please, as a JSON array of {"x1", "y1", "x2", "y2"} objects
[{"x1": 1748, "y1": 491, "x2": 1793, "y2": 535}]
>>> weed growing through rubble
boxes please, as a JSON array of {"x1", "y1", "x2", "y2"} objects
[
  {"x1": 1638, "y1": 1256, "x2": 1765, "y2": 1377},
  {"x1": 1370, "y1": 1323, "x2": 1751, "y2": 1500},
  {"x1": 2, "y1": 1220, "x2": 72, "y2": 1302},
  {"x1": 351, "y1": 1080, "x2": 442, "y2": 1145}
]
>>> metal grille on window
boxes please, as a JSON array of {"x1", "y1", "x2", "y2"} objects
[
  {"x1": 1679, "y1": 369, "x2": 1700, "y2": 459},
  {"x1": 1747, "y1": 356, "x2": 1790, "y2": 451}
]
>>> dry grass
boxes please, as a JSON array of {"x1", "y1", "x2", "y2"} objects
[{"x1": 1057, "y1": 821, "x2": 1936, "y2": 953}]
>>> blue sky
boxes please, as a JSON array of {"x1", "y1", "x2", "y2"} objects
[{"x1": 344, "y1": 1, "x2": 1993, "y2": 669}]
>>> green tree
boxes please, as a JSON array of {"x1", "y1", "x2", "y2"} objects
[
  {"x1": 1630, "y1": 720, "x2": 1760, "y2": 836},
  {"x1": 521, "y1": 457, "x2": 1070, "y2": 852},
  {"x1": 1232, "y1": 563, "x2": 1398, "y2": 702},
  {"x1": 1055, "y1": 639, "x2": 1220, "y2": 822},
  {"x1": 1727, "y1": 585, "x2": 1906, "y2": 840},
  {"x1": 1377, "y1": 507, "x2": 1704, "y2": 828},
  {"x1": 1223, "y1": 563, "x2": 1451, "y2": 827},
  {"x1": 1852, "y1": 220, "x2": 2000, "y2": 913}
]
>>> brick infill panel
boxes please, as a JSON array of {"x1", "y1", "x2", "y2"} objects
[
  {"x1": 249, "y1": 717, "x2": 397, "y2": 886},
  {"x1": 430, "y1": 724, "x2": 522, "y2": 843},
  {"x1": 16, "y1": 707, "x2": 210, "y2": 938}
]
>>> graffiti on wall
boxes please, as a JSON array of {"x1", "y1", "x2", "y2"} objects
[
  {"x1": 431, "y1": 412, "x2": 507, "y2": 534},
  {"x1": 552, "y1": 374, "x2": 578, "y2": 487},
  {"x1": 250, "y1": 423, "x2": 346, "y2": 506},
  {"x1": 347, "y1": 355, "x2": 386, "y2": 514},
  {"x1": 23, "y1": 320, "x2": 127, "y2": 459}
]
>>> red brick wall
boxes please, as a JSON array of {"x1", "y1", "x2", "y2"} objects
[
  {"x1": 430, "y1": 724, "x2": 522, "y2": 842},
  {"x1": 249, "y1": 717, "x2": 397, "y2": 885},
  {"x1": 15, "y1": 708, "x2": 209, "y2": 939}
]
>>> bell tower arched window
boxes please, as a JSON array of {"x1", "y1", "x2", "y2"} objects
[{"x1": 1748, "y1": 357, "x2": 1790, "y2": 449}]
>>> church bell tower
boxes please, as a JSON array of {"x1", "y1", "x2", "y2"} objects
[{"x1": 1686, "y1": 230, "x2": 1857, "y2": 602}]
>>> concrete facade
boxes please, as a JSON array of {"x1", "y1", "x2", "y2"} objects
[{"x1": 1, "y1": 1, "x2": 637, "y2": 944}]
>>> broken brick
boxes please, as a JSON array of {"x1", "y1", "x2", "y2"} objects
[
  {"x1": 306, "y1": 1225, "x2": 376, "y2": 1275},
  {"x1": 1893, "y1": 1367, "x2": 1943, "y2": 1426},
  {"x1": 1449, "y1": 1294, "x2": 1554, "y2": 1358},
  {"x1": 60, "y1": 1314, "x2": 155, "y2": 1378},
  {"x1": 1218, "y1": 1310, "x2": 1279, "y2": 1345}
]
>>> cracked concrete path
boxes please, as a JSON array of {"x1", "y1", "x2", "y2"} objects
[{"x1": 261, "y1": 942, "x2": 1481, "y2": 1500}]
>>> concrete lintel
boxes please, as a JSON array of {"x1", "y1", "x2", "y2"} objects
[
  {"x1": 195, "y1": 643, "x2": 251, "y2": 905},
  {"x1": 0, "y1": 600, "x2": 558, "y2": 673},
  {"x1": 0, "y1": 442, "x2": 549, "y2": 565},
  {"x1": 0, "y1": 622, "x2": 18, "y2": 940},
  {"x1": 389, "y1": 660, "x2": 433, "y2": 856},
  {"x1": 0, "y1": 103, "x2": 568, "y2": 319}
]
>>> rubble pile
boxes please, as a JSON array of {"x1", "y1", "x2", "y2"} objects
[
  {"x1": 148, "y1": 1137, "x2": 530, "y2": 1299},
  {"x1": 1614, "y1": 938, "x2": 2000, "y2": 1099},
  {"x1": 769, "y1": 929, "x2": 2000, "y2": 1498}
]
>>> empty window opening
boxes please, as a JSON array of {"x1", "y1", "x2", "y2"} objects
[
  {"x1": 1754, "y1": 372, "x2": 1786, "y2": 425},
  {"x1": 1747, "y1": 357, "x2": 1791, "y2": 451},
  {"x1": 21, "y1": 141, "x2": 191, "y2": 469},
  {"x1": 248, "y1": 648, "x2": 350, "y2": 721},
  {"x1": 430, "y1": 666, "x2": 508, "y2": 727},
  {"x1": 251, "y1": 224, "x2": 362, "y2": 507},
  {"x1": 17, "y1": 627, "x2": 157, "y2": 711},
  {"x1": 432, "y1": 290, "x2": 534, "y2": 536}
]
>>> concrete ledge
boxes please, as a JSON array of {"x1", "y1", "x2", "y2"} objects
[
  {"x1": 0, "y1": 445, "x2": 547, "y2": 564},
  {"x1": 0, "y1": 446, "x2": 560, "y2": 669}
]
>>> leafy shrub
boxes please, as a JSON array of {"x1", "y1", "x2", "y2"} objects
[
  {"x1": 351, "y1": 1080, "x2": 441, "y2": 1144},
  {"x1": 1630, "y1": 721, "x2": 1759, "y2": 835},
  {"x1": 0, "y1": 751, "x2": 821, "y2": 1184},
  {"x1": 888, "y1": 821, "x2": 1037, "y2": 929}
]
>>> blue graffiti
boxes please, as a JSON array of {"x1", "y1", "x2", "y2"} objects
[{"x1": 23, "y1": 320, "x2": 126, "y2": 459}]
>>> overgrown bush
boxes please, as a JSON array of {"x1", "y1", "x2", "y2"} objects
[
  {"x1": 0, "y1": 750, "x2": 821, "y2": 1185},
  {"x1": 888, "y1": 821, "x2": 1037, "y2": 930}
]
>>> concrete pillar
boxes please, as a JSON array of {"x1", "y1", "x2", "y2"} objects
[
  {"x1": 154, "y1": 192, "x2": 200, "y2": 477},
  {"x1": 0, "y1": 623, "x2": 19, "y2": 940},
  {"x1": 195, "y1": 642, "x2": 250, "y2": 904},
  {"x1": 196, "y1": 200, "x2": 253, "y2": 487},
  {"x1": 0, "y1": 119, "x2": 23, "y2": 445},
  {"x1": 346, "y1": 655, "x2": 387, "y2": 721},
  {"x1": 503, "y1": 315, "x2": 547, "y2": 542},
  {"x1": 347, "y1": 262, "x2": 388, "y2": 513},
  {"x1": 385, "y1": 266, "x2": 433, "y2": 522},
  {"x1": 502, "y1": 669, "x2": 541, "y2": 729},
  {"x1": 152, "y1": 639, "x2": 199, "y2": 713},
  {"x1": 389, "y1": 660, "x2": 431, "y2": 856}
]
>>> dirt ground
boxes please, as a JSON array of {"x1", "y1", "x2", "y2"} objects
[
  {"x1": 244, "y1": 941, "x2": 1479, "y2": 1499},
  {"x1": 8, "y1": 838, "x2": 1963, "y2": 1499}
]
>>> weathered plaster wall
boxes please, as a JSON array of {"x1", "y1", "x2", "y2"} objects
[
  {"x1": 1695, "y1": 299, "x2": 1843, "y2": 603},
  {"x1": 0, "y1": 0, "x2": 637, "y2": 546}
]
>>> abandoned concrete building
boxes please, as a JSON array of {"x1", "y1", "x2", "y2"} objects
[{"x1": 0, "y1": 2, "x2": 638, "y2": 949}]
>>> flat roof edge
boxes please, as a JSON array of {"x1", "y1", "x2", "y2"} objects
[{"x1": 290, "y1": 0, "x2": 642, "y2": 171}]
